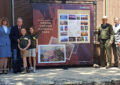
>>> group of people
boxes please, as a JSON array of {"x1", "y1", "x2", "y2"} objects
[
  {"x1": 1, "y1": 15, "x2": 120, "y2": 74},
  {"x1": 0, "y1": 17, "x2": 38, "y2": 74},
  {"x1": 96, "y1": 16, "x2": 120, "y2": 68}
]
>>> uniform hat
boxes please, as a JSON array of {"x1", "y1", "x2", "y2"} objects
[{"x1": 102, "y1": 16, "x2": 107, "y2": 19}]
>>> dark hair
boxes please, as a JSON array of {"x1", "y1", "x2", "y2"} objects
[
  {"x1": 29, "y1": 26, "x2": 36, "y2": 35},
  {"x1": 0, "y1": 17, "x2": 9, "y2": 26}
]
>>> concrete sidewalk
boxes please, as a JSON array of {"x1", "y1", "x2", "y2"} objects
[{"x1": 1, "y1": 67, "x2": 120, "y2": 85}]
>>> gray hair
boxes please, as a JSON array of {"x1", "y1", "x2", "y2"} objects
[
  {"x1": 17, "y1": 17, "x2": 23, "y2": 22},
  {"x1": 114, "y1": 17, "x2": 119, "y2": 21}
]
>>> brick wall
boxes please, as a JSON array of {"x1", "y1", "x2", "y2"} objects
[
  {"x1": 13, "y1": 0, "x2": 105, "y2": 29},
  {"x1": 14, "y1": 0, "x2": 33, "y2": 28},
  {"x1": 107, "y1": 0, "x2": 120, "y2": 26},
  {"x1": 1, "y1": 0, "x2": 117, "y2": 30},
  {"x1": 14, "y1": 0, "x2": 98, "y2": 28},
  {"x1": 96, "y1": 0, "x2": 120, "y2": 27},
  {"x1": 0, "y1": 0, "x2": 11, "y2": 25},
  {"x1": 96, "y1": 0, "x2": 103, "y2": 28}
]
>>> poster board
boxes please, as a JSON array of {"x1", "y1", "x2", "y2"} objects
[
  {"x1": 38, "y1": 45, "x2": 66, "y2": 63},
  {"x1": 33, "y1": 4, "x2": 94, "y2": 66},
  {"x1": 58, "y1": 10, "x2": 90, "y2": 43}
]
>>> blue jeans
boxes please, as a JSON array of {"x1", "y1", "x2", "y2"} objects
[
  {"x1": 12, "y1": 49, "x2": 22, "y2": 73},
  {"x1": 13, "y1": 49, "x2": 18, "y2": 62}
]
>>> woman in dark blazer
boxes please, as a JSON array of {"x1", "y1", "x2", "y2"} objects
[{"x1": 0, "y1": 17, "x2": 11, "y2": 74}]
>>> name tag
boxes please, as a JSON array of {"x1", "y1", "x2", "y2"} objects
[
  {"x1": 33, "y1": 37, "x2": 36, "y2": 40},
  {"x1": 24, "y1": 38, "x2": 28, "y2": 40}
]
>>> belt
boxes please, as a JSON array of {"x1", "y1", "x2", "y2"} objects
[{"x1": 101, "y1": 39, "x2": 108, "y2": 41}]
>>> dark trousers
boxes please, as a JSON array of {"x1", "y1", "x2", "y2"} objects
[
  {"x1": 116, "y1": 47, "x2": 120, "y2": 67},
  {"x1": 12, "y1": 49, "x2": 22, "y2": 73},
  {"x1": 112, "y1": 43, "x2": 118, "y2": 66},
  {"x1": 100, "y1": 39, "x2": 112, "y2": 66}
]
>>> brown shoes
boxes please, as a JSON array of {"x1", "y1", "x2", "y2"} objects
[{"x1": 21, "y1": 68, "x2": 27, "y2": 74}]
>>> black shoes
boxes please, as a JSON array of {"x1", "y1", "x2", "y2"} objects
[
  {"x1": 0, "y1": 69, "x2": 8, "y2": 74},
  {"x1": 0, "y1": 69, "x2": 3, "y2": 74},
  {"x1": 4, "y1": 70, "x2": 8, "y2": 74}
]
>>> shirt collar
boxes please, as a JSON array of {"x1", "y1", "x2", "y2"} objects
[{"x1": 115, "y1": 24, "x2": 120, "y2": 27}]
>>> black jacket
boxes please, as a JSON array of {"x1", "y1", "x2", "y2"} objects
[{"x1": 10, "y1": 25, "x2": 24, "y2": 50}]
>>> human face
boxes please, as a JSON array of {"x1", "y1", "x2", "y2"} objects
[
  {"x1": 2, "y1": 20, "x2": 7, "y2": 26},
  {"x1": 17, "y1": 19, "x2": 23, "y2": 27},
  {"x1": 21, "y1": 29, "x2": 26, "y2": 36},
  {"x1": 29, "y1": 27, "x2": 34, "y2": 34},
  {"x1": 102, "y1": 19, "x2": 107, "y2": 24},
  {"x1": 114, "y1": 18, "x2": 119, "y2": 24}
]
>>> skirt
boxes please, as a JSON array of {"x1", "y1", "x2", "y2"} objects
[{"x1": 0, "y1": 45, "x2": 11, "y2": 58}]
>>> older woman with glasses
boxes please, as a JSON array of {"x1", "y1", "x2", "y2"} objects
[{"x1": 0, "y1": 17, "x2": 11, "y2": 74}]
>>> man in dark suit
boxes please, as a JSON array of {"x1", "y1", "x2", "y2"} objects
[{"x1": 10, "y1": 17, "x2": 24, "y2": 73}]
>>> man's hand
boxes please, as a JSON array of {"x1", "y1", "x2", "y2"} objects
[
  {"x1": 117, "y1": 43, "x2": 120, "y2": 47},
  {"x1": 109, "y1": 41, "x2": 113, "y2": 44}
]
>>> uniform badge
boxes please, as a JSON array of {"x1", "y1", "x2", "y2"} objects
[
  {"x1": 24, "y1": 38, "x2": 28, "y2": 40},
  {"x1": 33, "y1": 37, "x2": 36, "y2": 40}
]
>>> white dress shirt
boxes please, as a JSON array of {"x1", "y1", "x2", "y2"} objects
[
  {"x1": 113, "y1": 24, "x2": 120, "y2": 46},
  {"x1": 2, "y1": 25, "x2": 8, "y2": 33}
]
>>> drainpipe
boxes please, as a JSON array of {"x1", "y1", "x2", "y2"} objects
[
  {"x1": 11, "y1": 0, "x2": 15, "y2": 26},
  {"x1": 103, "y1": 0, "x2": 107, "y2": 16}
]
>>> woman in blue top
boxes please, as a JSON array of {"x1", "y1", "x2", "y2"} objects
[{"x1": 0, "y1": 17, "x2": 11, "y2": 74}]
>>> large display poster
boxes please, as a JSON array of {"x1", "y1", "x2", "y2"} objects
[
  {"x1": 33, "y1": 4, "x2": 94, "y2": 66},
  {"x1": 38, "y1": 45, "x2": 66, "y2": 63},
  {"x1": 58, "y1": 10, "x2": 90, "y2": 43}
]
